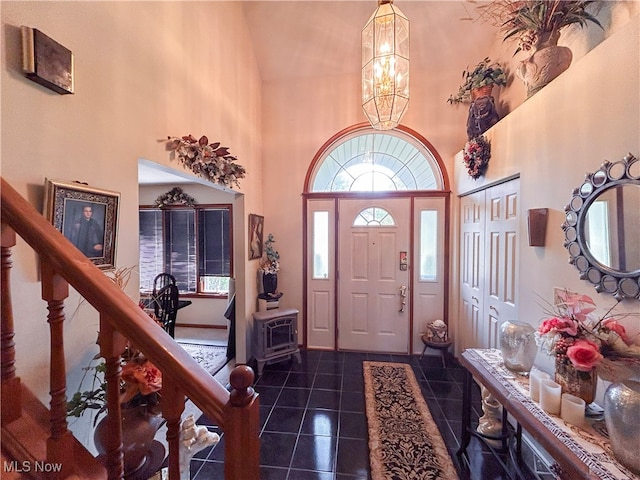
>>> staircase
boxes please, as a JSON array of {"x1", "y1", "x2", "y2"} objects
[{"x1": 0, "y1": 178, "x2": 260, "y2": 480}]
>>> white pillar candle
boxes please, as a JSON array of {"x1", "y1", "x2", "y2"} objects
[
  {"x1": 529, "y1": 370, "x2": 550, "y2": 402},
  {"x1": 539, "y1": 379, "x2": 562, "y2": 415},
  {"x1": 561, "y1": 393, "x2": 585, "y2": 427}
]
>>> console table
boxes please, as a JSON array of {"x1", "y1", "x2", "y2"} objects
[{"x1": 458, "y1": 349, "x2": 638, "y2": 480}]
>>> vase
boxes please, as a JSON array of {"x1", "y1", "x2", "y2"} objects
[
  {"x1": 499, "y1": 321, "x2": 537, "y2": 375},
  {"x1": 94, "y1": 404, "x2": 165, "y2": 477},
  {"x1": 467, "y1": 87, "x2": 500, "y2": 140},
  {"x1": 603, "y1": 380, "x2": 640, "y2": 475},
  {"x1": 554, "y1": 358, "x2": 597, "y2": 405},
  {"x1": 516, "y1": 45, "x2": 572, "y2": 98},
  {"x1": 262, "y1": 272, "x2": 278, "y2": 295}
]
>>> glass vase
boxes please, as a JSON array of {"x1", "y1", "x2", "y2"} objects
[
  {"x1": 554, "y1": 358, "x2": 597, "y2": 405},
  {"x1": 499, "y1": 320, "x2": 537, "y2": 375},
  {"x1": 604, "y1": 380, "x2": 640, "y2": 475}
]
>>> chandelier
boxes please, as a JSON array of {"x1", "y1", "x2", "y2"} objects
[{"x1": 362, "y1": 0, "x2": 409, "y2": 130}]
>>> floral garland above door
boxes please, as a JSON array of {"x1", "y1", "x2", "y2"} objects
[{"x1": 166, "y1": 135, "x2": 246, "y2": 188}]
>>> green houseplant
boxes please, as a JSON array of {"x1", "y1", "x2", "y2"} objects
[
  {"x1": 447, "y1": 57, "x2": 507, "y2": 104},
  {"x1": 478, "y1": 0, "x2": 603, "y2": 55},
  {"x1": 477, "y1": 1, "x2": 602, "y2": 97}
]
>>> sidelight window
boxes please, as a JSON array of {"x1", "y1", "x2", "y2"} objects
[{"x1": 419, "y1": 210, "x2": 438, "y2": 281}]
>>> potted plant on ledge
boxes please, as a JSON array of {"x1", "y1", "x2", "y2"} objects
[
  {"x1": 448, "y1": 57, "x2": 507, "y2": 105},
  {"x1": 476, "y1": 1, "x2": 603, "y2": 97},
  {"x1": 448, "y1": 57, "x2": 507, "y2": 140}
]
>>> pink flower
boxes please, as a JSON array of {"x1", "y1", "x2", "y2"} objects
[
  {"x1": 602, "y1": 319, "x2": 631, "y2": 345},
  {"x1": 561, "y1": 293, "x2": 596, "y2": 321},
  {"x1": 566, "y1": 339, "x2": 603, "y2": 371},
  {"x1": 120, "y1": 358, "x2": 163, "y2": 403},
  {"x1": 538, "y1": 317, "x2": 578, "y2": 336}
]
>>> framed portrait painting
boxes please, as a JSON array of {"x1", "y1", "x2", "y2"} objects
[
  {"x1": 44, "y1": 179, "x2": 120, "y2": 270},
  {"x1": 248, "y1": 214, "x2": 264, "y2": 260}
]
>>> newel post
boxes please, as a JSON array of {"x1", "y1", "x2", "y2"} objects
[{"x1": 224, "y1": 365, "x2": 260, "y2": 480}]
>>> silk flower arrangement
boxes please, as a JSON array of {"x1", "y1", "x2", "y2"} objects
[
  {"x1": 166, "y1": 135, "x2": 246, "y2": 188},
  {"x1": 463, "y1": 135, "x2": 491, "y2": 179},
  {"x1": 535, "y1": 290, "x2": 640, "y2": 383}
]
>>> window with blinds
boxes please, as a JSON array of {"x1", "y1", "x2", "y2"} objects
[{"x1": 139, "y1": 206, "x2": 232, "y2": 295}]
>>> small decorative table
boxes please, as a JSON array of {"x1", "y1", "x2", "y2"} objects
[
  {"x1": 419, "y1": 334, "x2": 453, "y2": 368},
  {"x1": 458, "y1": 349, "x2": 638, "y2": 480}
]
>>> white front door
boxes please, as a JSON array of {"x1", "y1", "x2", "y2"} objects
[{"x1": 337, "y1": 198, "x2": 411, "y2": 353}]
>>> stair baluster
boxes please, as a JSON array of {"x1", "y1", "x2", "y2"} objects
[{"x1": 1, "y1": 226, "x2": 22, "y2": 425}]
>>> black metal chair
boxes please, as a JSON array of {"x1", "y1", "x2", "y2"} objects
[
  {"x1": 154, "y1": 283, "x2": 179, "y2": 338},
  {"x1": 152, "y1": 272, "x2": 176, "y2": 297}
]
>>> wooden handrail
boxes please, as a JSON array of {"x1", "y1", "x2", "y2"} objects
[
  {"x1": 0, "y1": 177, "x2": 259, "y2": 479},
  {"x1": 1, "y1": 178, "x2": 230, "y2": 420}
]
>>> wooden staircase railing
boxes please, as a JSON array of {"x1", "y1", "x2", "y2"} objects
[{"x1": 0, "y1": 177, "x2": 259, "y2": 480}]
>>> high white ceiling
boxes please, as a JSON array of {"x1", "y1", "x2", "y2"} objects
[
  {"x1": 140, "y1": 0, "x2": 496, "y2": 185},
  {"x1": 241, "y1": 1, "x2": 495, "y2": 81}
]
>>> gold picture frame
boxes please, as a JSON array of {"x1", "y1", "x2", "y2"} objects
[{"x1": 44, "y1": 179, "x2": 120, "y2": 270}]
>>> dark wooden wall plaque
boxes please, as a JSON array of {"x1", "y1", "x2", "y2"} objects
[{"x1": 21, "y1": 26, "x2": 74, "y2": 95}]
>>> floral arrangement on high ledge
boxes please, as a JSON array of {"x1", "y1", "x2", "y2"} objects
[
  {"x1": 154, "y1": 186, "x2": 196, "y2": 208},
  {"x1": 463, "y1": 135, "x2": 491, "y2": 179},
  {"x1": 166, "y1": 135, "x2": 246, "y2": 188},
  {"x1": 474, "y1": 1, "x2": 603, "y2": 56},
  {"x1": 260, "y1": 233, "x2": 280, "y2": 275},
  {"x1": 535, "y1": 290, "x2": 640, "y2": 383}
]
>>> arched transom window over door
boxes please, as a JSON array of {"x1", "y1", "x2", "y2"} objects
[
  {"x1": 305, "y1": 125, "x2": 449, "y2": 354},
  {"x1": 308, "y1": 126, "x2": 445, "y2": 193}
]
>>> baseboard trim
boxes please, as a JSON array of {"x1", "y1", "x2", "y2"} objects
[{"x1": 175, "y1": 323, "x2": 227, "y2": 330}]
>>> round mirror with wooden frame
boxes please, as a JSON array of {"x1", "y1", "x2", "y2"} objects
[{"x1": 562, "y1": 153, "x2": 640, "y2": 300}]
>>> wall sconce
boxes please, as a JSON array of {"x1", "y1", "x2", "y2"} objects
[
  {"x1": 528, "y1": 208, "x2": 549, "y2": 246},
  {"x1": 361, "y1": 0, "x2": 409, "y2": 130}
]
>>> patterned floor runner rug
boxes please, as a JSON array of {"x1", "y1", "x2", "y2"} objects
[
  {"x1": 178, "y1": 343, "x2": 228, "y2": 376},
  {"x1": 363, "y1": 361, "x2": 459, "y2": 480}
]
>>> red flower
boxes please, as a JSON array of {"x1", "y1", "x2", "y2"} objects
[{"x1": 566, "y1": 339, "x2": 603, "y2": 372}]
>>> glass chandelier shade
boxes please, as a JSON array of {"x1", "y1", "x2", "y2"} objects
[{"x1": 362, "y1": 0, "x2": 409, "y2": 130}]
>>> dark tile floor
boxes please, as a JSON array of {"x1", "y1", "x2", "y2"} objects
[{"x1": 189, "y1": 349, "x2": 552, "y2": 480}]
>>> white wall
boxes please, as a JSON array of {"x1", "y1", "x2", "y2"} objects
[
  {"x1": 261, "y1": 3, "x2": 640, "y2": 350},
  {"x1": 0, "y1": 1, "x2": 263, "y2": 443},
  {"x1": 452, "y1": 16, "x2": 640, "y2": 398}
]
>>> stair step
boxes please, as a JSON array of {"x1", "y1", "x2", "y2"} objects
[{"x1": 1, "y1": 384, "x2": 106, "y2": 480}]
